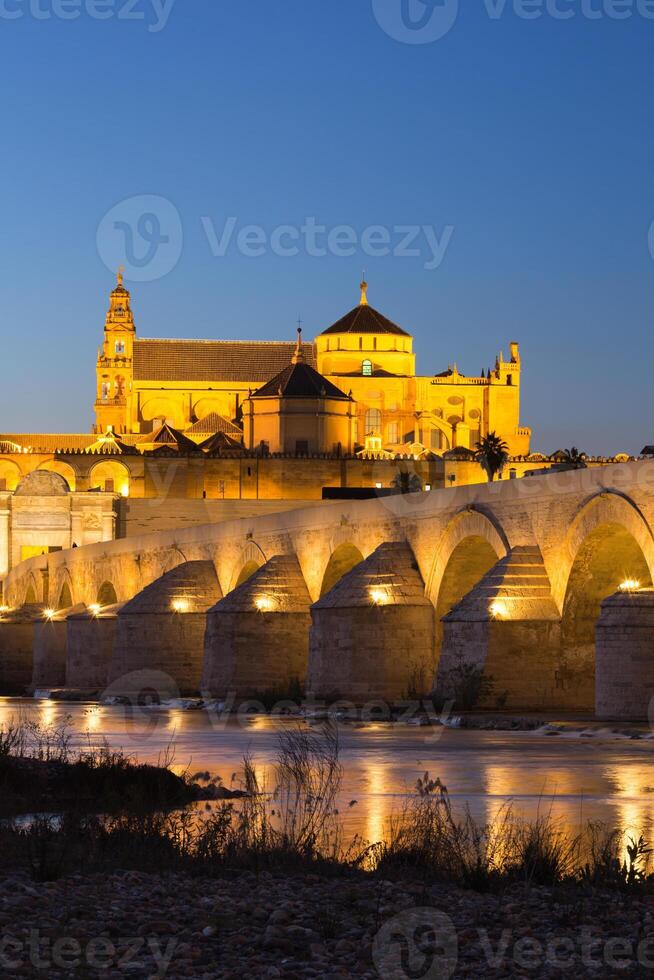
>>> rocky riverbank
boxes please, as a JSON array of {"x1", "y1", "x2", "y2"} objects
[{"x1": 2, "y1": 867, "x2": 654, "y2": 978}]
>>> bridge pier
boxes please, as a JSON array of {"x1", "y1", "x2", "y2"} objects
[
  {"x1": 109, "y1": 561, "x2": 221, "y2": 696},
  {"x1": 0, "y1": 605, "x2": 45, "y2": 694},
  {"x1": 308, "y1": 542, "x2": 435, "y2": 702},
  {"x1": 202, "y1": 554, "x2": 312, "y2": 698},
  {"x1": 32, "y1": 604, "x2": 86, "y2": 691},
  {"x1": 434, "y1": 548, "x2": 566, "y2": 710},
  {"x1": 596, "y1": 590, "x2": 654, "y2": 720},
  {"x1": 66, "y1": 603, "x2": 124, "y2": 693}
]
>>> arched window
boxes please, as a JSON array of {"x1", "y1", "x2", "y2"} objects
[
  {"x1": 365, "y1": 408, "x2": 382, "y2": 435},
  {"x1": 362, "y1": 359, "x2": 373, "y2": 377}
]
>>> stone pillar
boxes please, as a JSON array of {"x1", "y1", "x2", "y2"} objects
[
  {"x1": 109, "y1": 561, "x2": 221, "y2": 696},
  {"x1": 32, "y1": 604, "x2": 86, "y2": 692},
  {"x1": 596, "y1": 590, "x2": 654, "y2": 721},
  {"x1": 202, "y1": 554, "x2": 312, "y2": 698},
  {"x1": 66, "y1": 603, "x2": 123, "y2": 693},
  {"x1": 0, "y1": 498, "x2": 10, "y2": 581},
  {"x1": 308, "y1": 542, "x2": 435, "y2": 703},
  {"x1": 0, "y1": 605, "x2": 44, "y2": 694},
  {"x1": 434, "y1": 547, "x2": 566, "y2": 711}
]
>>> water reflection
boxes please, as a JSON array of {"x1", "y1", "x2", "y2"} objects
[{"x1": 0, "y1": 699, "x2": 653, "y2": 846}]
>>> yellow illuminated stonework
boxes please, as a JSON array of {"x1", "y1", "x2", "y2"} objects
[{"x1": 93, "y1": 274, "x2": 531, "y2": 458}]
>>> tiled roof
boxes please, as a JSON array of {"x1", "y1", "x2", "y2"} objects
[
  {"x1": 186, "y1": 413, "x2": 242, "y2": 436},
  {"x1": 253, "y1": 362, "x2": 350, "y2": 400},
  {"x1": 0, "y1": 434, "x2": 98, "y2": 452},
  {"x1": 133, "y1": 339, "x2": 316, "y2": 382},
  {"x1": 320, "y1": 304, "x2": 410, "y2": 337},
  {"x1": 199, "y1": 431, "x2": 244, "y2": 454},
  {"x1": 137, "y1": 422, "x2": 199, "y2": 453}
]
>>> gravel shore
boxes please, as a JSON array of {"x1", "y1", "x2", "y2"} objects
[{"x1": 2, "y1": 868, "x2": 654, "y2": 978}]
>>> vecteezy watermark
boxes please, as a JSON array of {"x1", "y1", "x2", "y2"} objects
[
  {"x1": 200, "y1": 216, "x2": 454, "y2": 271},
  {"x1": 372, "y1": 0, "x2": 654, "y2": 44},
  {"x1": 96, "y1": 196, "x2": 454, "y2": 281},
  {"x1": 0, "y1": 0, "x2": 176, "y2": 31},
  {"x1": 372, "y1": 0, "x2": 460, "y2": 44},
  {"x1": 373, "y1": 908, "x2": 458, "y2": 979},
  {"x1": 96, "y1": 194, "x2": 183, "y2": 281},
  {"x1": 0, "y1": 930, "x2": 177, "y2": 974},
  {"x1": 374, "y1": 912, "x2": 654, "y2": 976}
]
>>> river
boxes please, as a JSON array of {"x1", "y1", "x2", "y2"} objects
[{"x1": 2, "y1": 698, "x2": 654, "y2": 847}]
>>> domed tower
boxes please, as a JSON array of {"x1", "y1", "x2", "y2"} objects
[
  {"x1": 94, "y1": 269, "x2": 136, "y2": 434},
  {"x1": 315, "y1": 281, "x2": 415, "y2": 378},
  {"x1": 315, "y1": 282, "x2": 416, "y2": 452},
  {"x1": 243, "y1": 328, "x2": 356, "y2": 455}
]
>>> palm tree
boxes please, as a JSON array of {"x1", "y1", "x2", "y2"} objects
[
  {"x1": 560, "y1": 447, "x2": 587, "y2": 468},
  {"x1": 391, "y1": 470, "x2": 422, "y2": 494},
  {"x1": 475, "y1": 432, "x2": 510, "y2": 482}
]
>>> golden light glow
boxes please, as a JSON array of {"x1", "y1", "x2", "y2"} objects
[
  {"x1": 43, "y1": 609, "x2": 55, "y2": 620},
  {"x1": 171, "y1": 597, "x2": 190, "y2": 613},
  {"x1": 120, "y1": 484, "x2": 129, "y2": 497},
  {"x1": 490, "y1": 599, "x2": 509, "y2": 620},
  {"x1": 255, "y1": 595, "x2": 276, "y2": 613},
  {"x1": 88, "y1": 603, "x2": 102, "y2": 616},
  {"x1": 619, "y1": 579, "x2": 641, "y2": 593},
  {"x1": 370, "y1": 588, "x2": 389, "y2": 606},
  {"x1": 0, "y1": 605, "x2": 10, "y2": 615}
]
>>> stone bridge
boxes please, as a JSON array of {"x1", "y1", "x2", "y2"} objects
[{"x1": 3, "y1": 460, "x2": 654, "y2": 719}]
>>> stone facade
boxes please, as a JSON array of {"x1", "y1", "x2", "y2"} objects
[
  {"x1": 109, "y1": 561, "x2": 221, "y2": 696},
  {"x1": 308, "y1": 542, "x2": 435, "y2": 701},
  {"x1": 202, "y1": 554, "x2": 312, "y2": 697},
  {"x1": 66, "y1": 604, "x2": 124, "y2": 692},
  {"x1": 596, "y1": 590, "x2": 654, "y2": 720},
  {"x1": 0, "y1": 605, "x2": 45, "y2": 693},
  {"x1": 31, "y1": 604, "x2": 85, "y2": 690}
]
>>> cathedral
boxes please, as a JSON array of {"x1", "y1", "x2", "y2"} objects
[{"x1": 95, "y1": 272, "x2": 531, "y2": 458}]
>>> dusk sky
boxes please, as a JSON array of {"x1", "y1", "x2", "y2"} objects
[{"x1": 1, "y1": 0, "x2": 653, "y2": 455}]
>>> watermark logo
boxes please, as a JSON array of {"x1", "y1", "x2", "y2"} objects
[
  {"x1": 201, "y1": 215, "x2": 454, "y2": 271},
  {"x1": 372, "y1": 0, "x2": 459, "y2": 44},
  {"x1": 373, "y1": 908, "x2": 458, "y2": 979},
  {"x1": 96, "y1": 194, "x2": 183, "y2": 281},
  {"x1": 0, "y1": 0, "x2": 176, "y2": 31}
]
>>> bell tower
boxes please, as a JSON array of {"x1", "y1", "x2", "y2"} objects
[{"x1": 94, "y1": 269, "x2": 136, "y2": 434}]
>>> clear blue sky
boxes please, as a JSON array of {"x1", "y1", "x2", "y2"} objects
[{"x1": 1, "y1": 0, "x2": 653, "y2": 455}]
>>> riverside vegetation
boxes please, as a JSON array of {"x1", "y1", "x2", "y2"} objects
[{"x1": 2, "y1": 719, "x2": 654, "y2": 976}]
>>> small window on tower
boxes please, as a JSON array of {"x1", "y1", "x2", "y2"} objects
[
  {"x1": 362, "y1": 359, "x2": 373, "y2": 377},
  {"x1": 115, "y1": 341, "x2": 125, "y2": 355}
]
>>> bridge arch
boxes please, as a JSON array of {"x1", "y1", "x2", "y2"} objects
[
  {"x1": 23, "y1": 571, "x2": 41, "y2": 606},
  {"x1": 425, "y1": 509, "x2": 509, "y2": 663},
  {"x1": 557, "y1": 491, "x2": 654, "y2": 611},
  {"x1": 426, "y1": 508, "x2": 509, "y2": 607},
  {"x1": 557, "y1": 492, "x2": 654, "y2": 708},
  {"x1": 97, "y1": 580, "x2": 119, "y2": 606},
  {"x1": 319, "y1": 542, "x2": 365, "y2": 597},
  {"x1": 228, "y1": 541, "x2": 268, "y2": 592}
]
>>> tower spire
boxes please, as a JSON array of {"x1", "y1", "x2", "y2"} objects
[
  {"x1": 117, "y1": 265, "x2": 125, "y2": 287},
  {"x1": 359, "y1": 277, "x2": 368, "y2": 306},
  {"x1": 291, "y1": 326, "x2": 305, "y2": 364}
]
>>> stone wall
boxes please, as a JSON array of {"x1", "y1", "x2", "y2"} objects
[
  {"x1": 66, "y1": 604, "x2": 123, "y2": 692},
  {"x1": 0, "y1": 605, "x2": 44, "y2": 693},
  {"x1": 596, "y1": 590, "x2": 654, "y2": 720},
  {"x1": 202, "y1": 555, "x2": 312, "y2": 697},
  {"x1": 109, "y1": 561, "x2": 221, "y2": 696},
  {"x1": 308, "y1": 542, "x2": 435, "y2": 702}
]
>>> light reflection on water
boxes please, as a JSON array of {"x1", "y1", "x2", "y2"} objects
[{"x1": 3, "y1": 699, "x2": 654, "y2": 848}]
